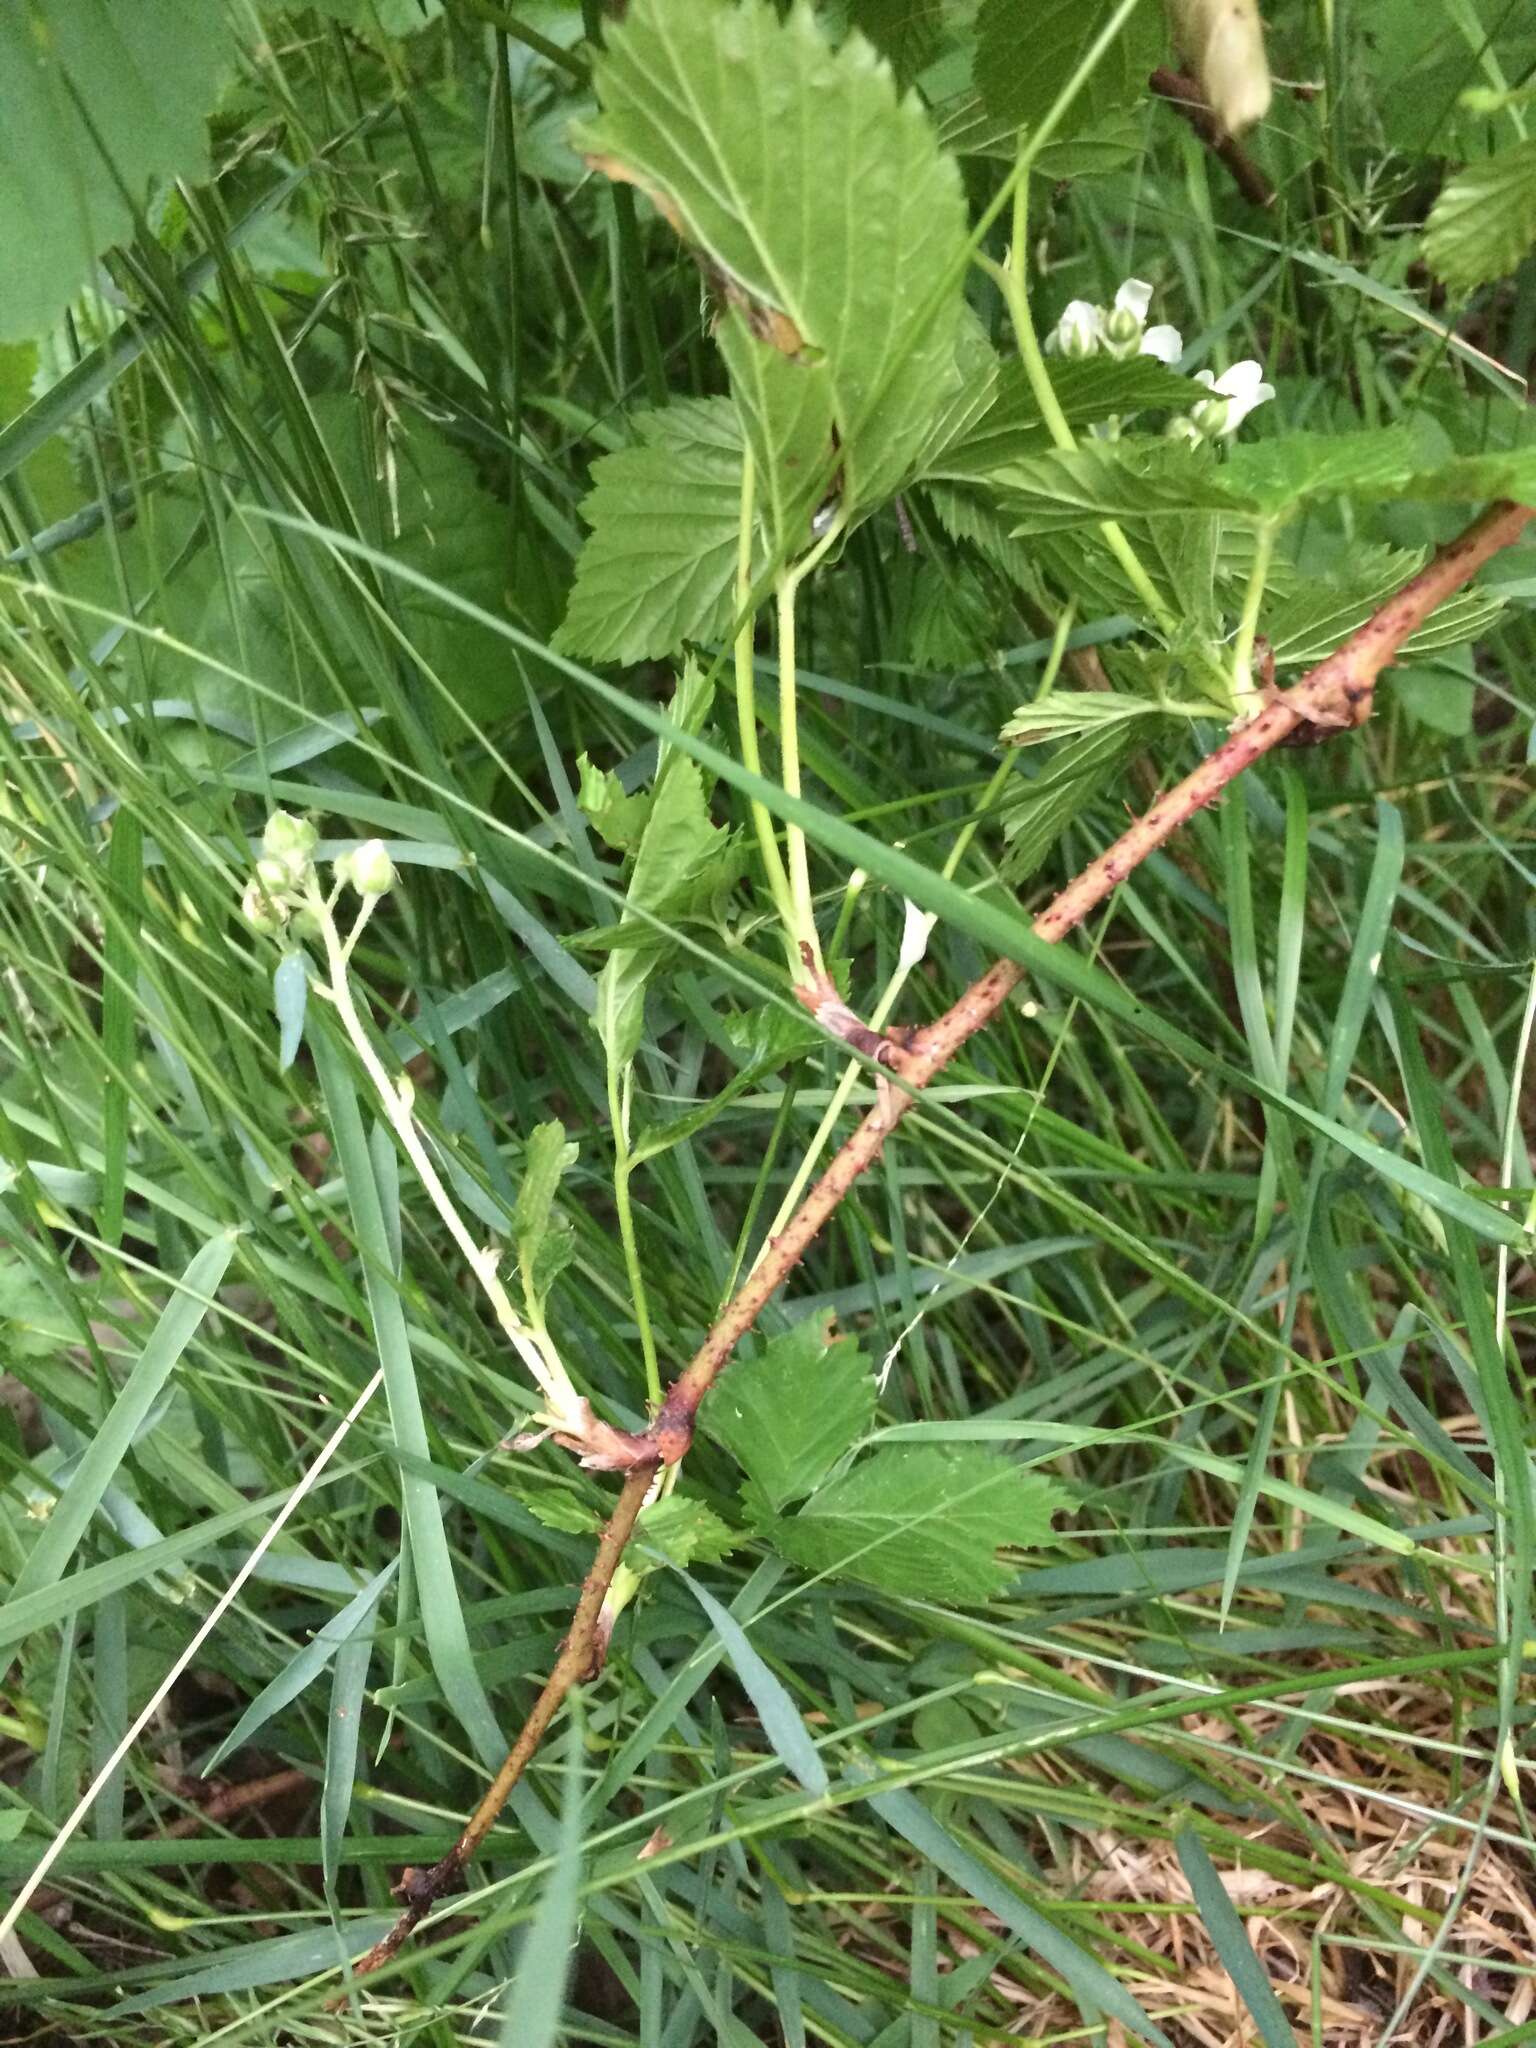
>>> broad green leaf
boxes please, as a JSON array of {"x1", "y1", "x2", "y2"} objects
[
  {"x1": 1425, "y1": 137, "x2": 1536, "y2": 292},
  {"x1": 1001, "y1": 716, "x2": 1166, "y2": 883},
  {"x1": 928, "y1": 357, "x2": 1197, "y2": 481},
  {"x1": 703, "y1": 1319, "x2": 875, "y2": 1511},
  {"x1": 1000, "y1": 438, "x2": 1238, "y2": 532},
  {"x1": 972, "y1": 0, "x2": 1161, "y2": 140},
  {"x1": 1220, "y1": 428, "x2": 1421, "y2": 517},
  {"x1": 760, "y1": 1446, "x2": 1066, "y2": 1599},
  {"x1": 575, "y1": 755, "x2": 651, "y2": 852},
  {"x1": 1394, "y1": 650, "x2": 1478, "y2": 736},
  {"x1": 557, "y1": 399, "x2": 748, "y2": 663},
  {"x1": 577, "y1": 0, "x2": 968, "y2": 520},
  {"x1": 849, "y1": 0, "x2": 944, "y2": 84},
  {"x1": 0, "y1": 0, "x2": 234, "y2": 342},
  {"x1": 515, "y1": 1121, "x2": 578, "y2": 1316}
]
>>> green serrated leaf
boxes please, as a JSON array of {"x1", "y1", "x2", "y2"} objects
[
  {"x1": 1425, "y1": 137, "x2": 1536, "y2": 292},
  {"x1": 522, "y1": 1491, "x2": 602, "y2": 1537},
  {"x1": 0, "y1": 0, "x2": 234, "y2": 343},
  {"x1": 1000, "y1": 692, "x2": 1169, "y2": 747},
  {"x1": 928, "y1": 357, "x2": 1198, "y2": 482},
  {"x1": 633, "y1": 1495, "x2": 741, "y2": 1570},
  {"x1": 577, "y1": 0, "x2": 968, "y2": 521},
  {"x1": 1001, "y1": 718, "x2": 1164, "y2": 883},
  {"x1": 1220, "y1": 427, "x2": 1420, "y2": 517},
  {"x1": 556, "y1": 399, "x2": 749, "y2": 664},
  {"x1": 1263, "y1": 547, "x2": 1506, "y2": 669},
  {"x1": 515, "y1": 1122, "x2": 578, "y2": 1316},
  {"x1": 704, "y1": 1319, "x2": 875, "y2": 1511},
  {"x1": 762, "y1": 1446, "x2": 1066, "y2": 1600},
  {"x1": 972, "y1": 0, "x2": 1161, "y2": 140},
  {"x1": 576, "y1": 755, "x2": 652, "y2": 853}
]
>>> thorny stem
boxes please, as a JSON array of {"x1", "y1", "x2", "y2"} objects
[{"x1": 351, "y1": 498, "x2": 1533, "y2": 1981}]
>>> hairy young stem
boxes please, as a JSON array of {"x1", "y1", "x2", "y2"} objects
[{"x1": 359, "y1": 498, "x2": 1531, "y2": 1971}]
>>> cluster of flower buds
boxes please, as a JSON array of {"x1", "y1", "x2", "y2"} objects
[
  {"x1": 240, "y1": 812, "x2": 396, "y2": 933},
  {"x1": 1045, "y1": 277, "x2": 1275, "y2": 445}
]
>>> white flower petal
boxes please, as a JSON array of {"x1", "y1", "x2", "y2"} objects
[
  {"x1": 1139, "y1": 324, "x2": 1183, "y2": 365},
  {"x1": 1193, "y1": 368, "x2": 1217, "y2": 391},
  {"x1": 1113, "y1": 277, "x2": 1153, "y2": 323}
]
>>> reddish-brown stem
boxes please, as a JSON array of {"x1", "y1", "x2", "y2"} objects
[
  {"x1": 1149, "y1": 67, "x2": 1276, "y2": 209},
  {"x1": 348, "y1": 1460, "x2": 656, "y2": 1981},
  {"x1": 357, "y1": 498, "x2": 1531, "y2": 1976}
]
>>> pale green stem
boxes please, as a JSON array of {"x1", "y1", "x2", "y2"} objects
[
  {"x1": 984, "y1": 178, "x2": 1179, "y2": 642},
  {"x1": 732, "y1": 448, "x2": 798, "y2": 971},
  {"x1": 315, "y1": 887, "x2": 585, "y2": 1432},
  {"x1": 608, "y1": 1059, "x2": 661, "y2": 1409},
  {"x1": 776, "y1": 562, "x2": 818, "y2": 973},
  {"x1": 746, "y1": 741, "x2": 1021, "y2": 1275},
  {"x1": 1229, "y1": 521, "x2": 1276, "y2": 719}
]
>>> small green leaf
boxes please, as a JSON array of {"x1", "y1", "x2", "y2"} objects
[
  {"x1": 594, "y1": 690, "x2": 741, "y2": 1070},
  {"x1": 1220, "y1": 427, "x2": 1420, "y2": 517},
  {"x1": 1425, "y1": 137, "x2": 1536, "y2": 292},
  {"x1": 515, "y1": 1122, "x2": 579, "y2": 1317},
  {"x1": 576, "y1": 756, "x2": 652, "y2": 852},
  {"x1": 557, "y1": 399, "x2": 749, "y2": 664},
  {"x1": 760, "y1": 1445, "x2": 1067, "y2": 1600},
  {"x1": 704, "y1": 1319, "x2": 875, "y2": 1511},
  {"x1": 273, "y1": 952, "x2": 309, "y2": 1075},
  {"x1": 633, "y1": 1495, "x2": 740, "y2": 1569},
  {"x1": 522, "y1": 1491, "x2": 601, "y2": 1537}
]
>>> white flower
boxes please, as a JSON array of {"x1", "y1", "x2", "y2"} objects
[
  {"x1": 1046, "y1": 299, "x2": 1103, "y2": 359},
  {"x1": 1139, "y1": 323, "x2": 1183, "y2": 365},
  {"x1": 1113, "y1": 278, "x2": 1154, "y2": 325},
  {"x1": 1189, "y1": 359, "x2": 1275, "y2": 438}
]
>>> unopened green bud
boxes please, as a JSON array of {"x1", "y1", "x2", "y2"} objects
[
  {"x1": 336, "y1": 839, "x2": 396, "y2": 898},
  {"x1": 1189, "y1": 394, "x2": 1231, "y2": 439},
  {"x1": 1102, "y1": 305, "x2": 1143, "y2": 358},
  {"x1": 263, "y1": 810, "x2": 318, "y2": 862}
]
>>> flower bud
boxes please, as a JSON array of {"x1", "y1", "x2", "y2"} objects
[
  {"x1": 241, "y1": 877, "x2": 289, "y2": 934},
  {"x1": 255, "y1": 855, "x2": 295, "y2": 896},
  {"x1": 263, "y1": 810, "x2": 318, "y2": 863},
  {"x1": 1102, "y1": 304, "x2": 1144, "y2": 359},
  {"x1": 336, "y1": 839, "x2": 396, "y2": 898},
  {"x1": 1189, "y1": 394, "x2": 1231, "y2": 440},
  {"x1": 1048, "y1": 300, "x2": 1102, "y2": 359}
]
